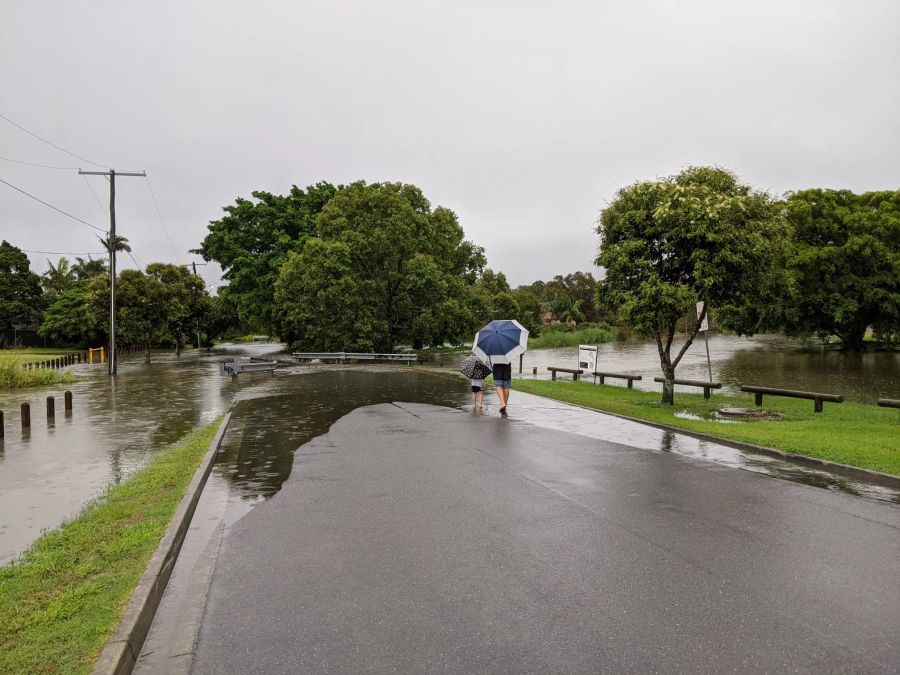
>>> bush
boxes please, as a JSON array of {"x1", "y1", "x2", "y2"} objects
[{"x1": 0, "y1": 356, "x2": 77, "y2": 390}]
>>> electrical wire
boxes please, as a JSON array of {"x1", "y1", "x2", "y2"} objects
[
  {"x1": 0, "y1": 111, "x2": 108, "y2": 169},
  {"x1": 145, "y1": 174, "x2": 182, "y2": 263},
  {"x1": 0, "y1": 176, "x2": 107, "y2": 233},
  {"x1": 125, "y1": 250, "x2": 143, "y2": 270},
  {"x1": 82, "y1": 174, "x2": 107, "y2": 219},
  {"x1": 0, "y1": 155, "x2": 78, "y2": 170},
  {"x1": 22, "y1": 249, "x2": 106, "y2": 256}
]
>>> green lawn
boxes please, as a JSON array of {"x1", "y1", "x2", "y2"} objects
[
  {"x1": 514, "y1": 379, "x2": 900, "y2": 476},
  {"x1": 0, "y1": 416, "x2": 225, "y2": 674},
  {"x1": 0, "y1": 348, "x2": 79, "y2": 364}
]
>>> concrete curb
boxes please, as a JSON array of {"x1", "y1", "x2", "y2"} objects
[
  {"x1": 515, "y1": 389, "x2": 900, "y2": 491},
  {"x1": 92, "y1": 412, "x2": 232, "y2": 675}
]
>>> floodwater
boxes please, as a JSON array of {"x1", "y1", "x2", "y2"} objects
[
  {"x1": 1, "y1": 338, "x2": 898, "y2": 565},
  {"x1": 431, "y1": 334, "x2": 900, "y2": 403}
]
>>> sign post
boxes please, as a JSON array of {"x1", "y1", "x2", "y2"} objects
[
  {"x1": 696, "y1": 302, "x2": 712, "y2": 382},
  {"x1": 578, "y1": 344, "x2": 598, "y2": 383}
]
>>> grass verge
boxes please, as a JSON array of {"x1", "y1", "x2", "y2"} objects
[
  {"x1": 0, "y1": 415, "x2": 225, "y2": 674},
  {"x1": 528, "y1": 324, "x2": 616, "y2": 349},
  {"x1": 0, "y1": 355, "x2": 77, "y2": 390},
  {"x1": 514, "y1": 379, "x2": 899, "y2": 476}
]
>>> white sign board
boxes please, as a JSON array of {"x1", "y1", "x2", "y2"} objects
[
  {"x1": 696, "y1": 302, "x2": 709, "y2": 332},
  {"x1": 578, "y1": 344, "x2": 598, "y2": 372}
]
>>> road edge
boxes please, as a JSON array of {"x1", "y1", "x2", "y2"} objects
[
  {"x1": 92, "y1": 412, "x2": 232, "y2": 675},
  {"x1": 516, "y1": 389, "x2": 900, "y2": 490}
]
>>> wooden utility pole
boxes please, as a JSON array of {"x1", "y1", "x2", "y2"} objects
[{"x1": 78, "y1": 168, "x2": 146, "y2": 375}]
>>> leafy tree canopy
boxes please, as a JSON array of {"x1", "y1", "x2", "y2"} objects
[
  {"x1": 782, "y1": 189, "x2": 900, "y2": 349},
  {"x1": 274, "y1": 181, "x2": 485, "y2": 351},
  {"x1": 193, "y1": 182, "x2": 340, "y2": 332},
  {"x1": 0, "y1": 240, "x2": 42, "y2": 329},
  {"x1": 595, "y1": 166, "x2": 789, "y2": 403},
  {"x1": 38, "y1": 279, "x2": 105, "y2": 347},
  {"x1": 145, "y1": 263, "x2": 210, "y2": 354}
]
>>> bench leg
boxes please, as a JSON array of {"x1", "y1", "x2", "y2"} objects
[
  {"x1": 755, "y1": 392, "x2": 763, "y2": 407},
  {"x1": 551, "y1": 371, "x2": 557, "y2": 381},
  {"x1": 703, "y1": 387, "x2": 710, "y2": 400},
  {"x1": 814, "y1": 398, "x2": 823, "y2": 413},
  {"x1": 627, "y1": 379, "x2": 633, "y2": 389},
  {"x1": 599, "y1": 375, "x2": 605, "y2": 385},
  {"x1": 573, "y1": 373, "x2": 579, "y2": 381}
]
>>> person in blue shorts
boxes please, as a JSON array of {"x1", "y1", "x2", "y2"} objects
[{"x1": 492, "y1": 360, "x2": 512, "y2": 417}]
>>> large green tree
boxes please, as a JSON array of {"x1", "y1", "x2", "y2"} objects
[
  {"x1": 145, "y1": 263, "x2": 210, "y2": 354},
  {"x1": 274, "y1": 181, "x2": 485, "y2": 351},
  {"x1": 595, "y1": 166, "x2": 789, "y2": 404},
  {"x1": 193, "y1": 182, "x2": 340, "y2": 332},
  {"x1": 41, "y1": 257, "x2": 76, "y2": 302},
  {"x1": 782, "y1": 189, "x2": 900, "y2": 350},
  {"x1": 0, "y1": 240, "x2": 42, "y2": 331},
  {"x1": 38, "y1": 279, "x2": 105, "y2": 347}
]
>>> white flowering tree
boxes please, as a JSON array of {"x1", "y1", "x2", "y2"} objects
[{"x1": 595, "y1": 167, "x2": 790, "y2": 404}]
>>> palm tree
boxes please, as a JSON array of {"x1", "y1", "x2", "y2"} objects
[
  {"x1": 98, "y1": 234, "x2": 131, "y2": 255},
  {"x1": 42, "y1": 257, "x2": 76, "y2": 299}
]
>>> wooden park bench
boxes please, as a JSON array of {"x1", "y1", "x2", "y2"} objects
[
  {"x1": 653, "y1": 376, "x2": 722, "y2": 399},
  {"x1": 221, "y1": 357, "x2": 277, "y2": 377},
  {"x1": 740, "y1": 385, "x2": 843, "y2": 413},
  {"x1": 592, "y1": 371, "x2": 642, "y2": 389},
  {"x1": 547, "y1": 366, "x2": 584, "y2": 381},
  {"x1": 877, "y1": 398, "x2": 900, "y2": 421}
]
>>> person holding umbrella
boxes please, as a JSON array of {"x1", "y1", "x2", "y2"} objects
[
  {"x1": 459, "y1": 354, "x2": 491, "y2": 413},
  {"x1": 472, "y1": 319, "x2": 529, "y2": 418}
]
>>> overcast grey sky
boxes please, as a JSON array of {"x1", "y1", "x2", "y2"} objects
[{"x1": 2, "y1": 0, "x2": 898, "y2": 288}]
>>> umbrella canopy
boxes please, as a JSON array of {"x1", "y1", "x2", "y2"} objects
[
  {"x1": 472, "y1": 319, "x2": 529, "y2": 365},
  {"x1": 459, "y1": 354, "x2": 492, "y2": 379}
]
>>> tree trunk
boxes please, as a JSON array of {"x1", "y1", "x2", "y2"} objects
[
  {"x1": 660, "y1": 363, "x2": 676, "y2": 405},
  {"x1": 839, "y1": 323, "x2": 867, "y2": 352},
  {"x1": 175, "y1": 339, "x2": 181, "y2": 357},
  {"x1": 144, "y1": 343, "x2": 151, "y2": 364}
]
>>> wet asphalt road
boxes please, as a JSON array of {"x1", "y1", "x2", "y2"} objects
[{"x1": 191, "y1": 401, "x2": 900, "y2": 674}]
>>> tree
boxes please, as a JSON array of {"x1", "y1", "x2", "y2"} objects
[
  {"x1": 194, "y1": 182, "x2": 340, "y2": 332},
  {"x1": 71, "y1": 256, "x2": 107, "y2": 280},
  {"x1": 274, "y1": 181, "x2": 484, "y2": 351},
  {"x1": 39, "y1": 279, "x2": 105, "y2": 347},
  {"x1": 782, "y1": 189, "x2": 900, "y2": 350},
  {"x1": 98, "y1": 234, "x2": 132, "y2": 254},
  {"x1": 595, "y1": 166, "x2": 789, "y2": 404},
  {"x1": 91, "y1": 269, "x2": 168, "y2": 362},
  {"x1": 145, "y1": 263, "x2": 210, "y2": 355},
  {"x1": 0, "y1": 240, "x2": 42, "y2": 331},
  {"x1": 41, "y1": 257, "x2": 76, "y2": 301}
]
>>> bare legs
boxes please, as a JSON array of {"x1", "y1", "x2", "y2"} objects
[{"x1": 496, "y1": 385, "x2": 510, "y2": 413}]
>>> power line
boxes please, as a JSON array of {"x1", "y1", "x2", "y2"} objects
[
  {"x1": 0, "y1": 155, "x2": 78, "y2": 170},
  {"x1": 0, "y1": 111, "x2": 108, "y2": 169},
  {"x1": 82, "y1": 174, "x2": 106, "y2": 218},
  {"x1": 0, "y1": 176, "x2": 107, "y2": 233},
  {"x1": 22, "y1": 249, "x2": 106, "y2": 256},
  {"x1": 145, "y1": 174, "x2": 182, "y2": 263}
]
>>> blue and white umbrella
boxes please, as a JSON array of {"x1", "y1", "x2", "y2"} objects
[{"x1": 472, "y1": 319, "x2": 529, "y2": 365}]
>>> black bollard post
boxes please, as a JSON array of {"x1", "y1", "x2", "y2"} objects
[
  {"x1": 21, "y1": 403, "x2": 30, "y2": 430},
  {"x1": 0, "y1": 410, "x2": 4, "y2": 439},
  {"x1": 47, "y1": 396, "x2": 55, "y2": 421},
  {"x1": 64, "y1": 391, "x2": 73, "y2": 416}
]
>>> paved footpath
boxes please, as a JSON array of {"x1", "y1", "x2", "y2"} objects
[{"x1": 189, "y1": 401, "x2": 899, "y2": 674}]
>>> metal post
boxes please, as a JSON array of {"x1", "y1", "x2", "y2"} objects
[
  {"x1": 519, "y1": 353, "x2": 523, "y2": 374},
  {"x1": 21, "y1": 403, "x2": 30, "y2": 430},
  {"x1": 703, "y1": 330, "x2": 712, "y2": 383},
  {"x1": 64, "y1": 391, "x2": 73, "y2": 415},
  {"x1": 46, "y1": 396, "x2": 55, "y2": 421},
  {"x1": 0, "y1": 410, "x2": 4, "y2": 439},
  {"x1": 109, "y1": 169, "x2": 116, "y2": 375}
]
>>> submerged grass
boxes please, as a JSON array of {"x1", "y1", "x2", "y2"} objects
[
  {"x1": 0, "y1": 416, "x2": 225, "y2": 674},
  {"x1": 528, "y1": 324, "x2": 617, "y2": 349},
  {"x1": 514, "y1": 379, "x2": 899, "y2": 476},
  {"x1": 0, "y1": 355, "x2": 77, "y2": 390}
]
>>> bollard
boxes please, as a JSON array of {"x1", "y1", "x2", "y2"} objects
[
  {"x1": 65, "y1": 391, "x2": 73, "y2": 415},
  {"x1": 21, "y1": 403, "x2": 30, "y2": 430},
  {"x1": 0, "y1": 410, "x2": 4, "y2": 439},
  {"x1": 533, "y1": 367, "x2": 537, "y2": 374},
  {"x1": 47, "y1": 396, "x2": 55, "y2": 421}
]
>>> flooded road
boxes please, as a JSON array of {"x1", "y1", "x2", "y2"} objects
[{"x1": 2, "y1": 345, "x2": 899, "y2": 567}]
